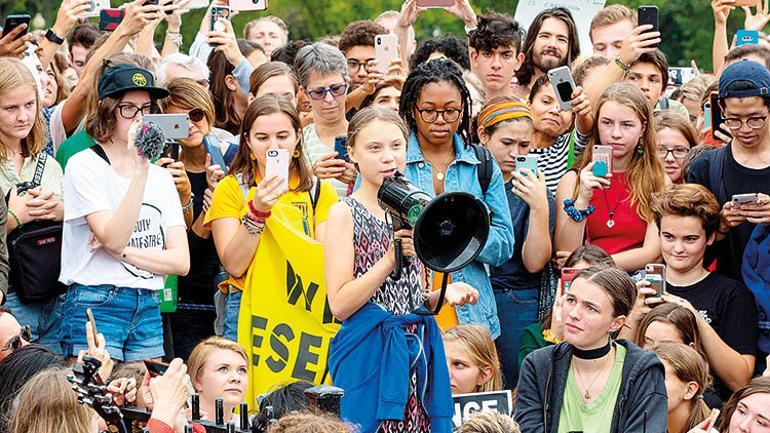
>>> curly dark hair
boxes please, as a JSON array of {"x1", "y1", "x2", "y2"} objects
[
  {"x1": 516, "y1": 7, "x2": 580, "y2": 87},
  {"x1": 399, "y1": 59, "x2": 472, "y2": 146},
  {"x1": 409, "y1": 36, "x2": 470, "y2": 71},
  {"x1": 338, "y1": 20, "x2": 387, "y2": 54},
  {"x1": 468, "y1": 13, "x2": 523, "y2": 54}
]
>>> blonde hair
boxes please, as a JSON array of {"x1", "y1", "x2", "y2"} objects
[
  {"x1": 589, "y1": 5, "x2": 637, "y2": 41},
  {"x1": 460, "y1": 411, "x2": 521, "y2": 433},
  {"x1": 8, "y1": 367, "x2": 94, "y2": 433},
  {"x1": 0, "y1": 58, "x2": 47, "y2": 158},
  {"x1": 160, "y1": 77, "x2": 216, "y2": 128},
  {"x1": 573, "y1": 83, "x2": 666, "y2": 222},
  {"x1": 443, "y1": 325, "x2": 504, "y2": 392},
  {"x1": 269, "y1": 411, "x2": 353, "y2": 433},
  {"x1": 653, "y1": 343, "x2": 711, "y2": 433},
  {"x1": 187, "y1": 337, "x2": 248, "y2": 389}
]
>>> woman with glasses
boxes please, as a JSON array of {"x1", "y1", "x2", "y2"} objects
[
  {"x1": 59, "y1": 64, "x2": 190, "y2": 362},
  {"x1": 294, "y1": 43, "x2": 357, "y2": 197},
  {"x1": 159, "y1": 78, "x2": 224, "y2": 359},
  {"x1": 654, "y1": 111, "x2": 697, "y2": 184},
  {"x1": 0, "y1": 58, "x2": 66, "y2": 355},
  {"x1": 398, "y1": 59, "x2": 514, "y2": 340},
  {"x1": 554, "y1": 83, "x2": 667, "y2": 273}
]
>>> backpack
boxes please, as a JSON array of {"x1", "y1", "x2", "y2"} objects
[
  {"x1": 470, "y1": 143, "x2": 493, "y2": 196},
  {"x1": 6, "y1": 152, "x2": 66, "y2": 303}
]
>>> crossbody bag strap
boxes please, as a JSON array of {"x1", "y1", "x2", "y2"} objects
[{"x1": 31, "y1": 151, "x2": 47, "y2": 186}]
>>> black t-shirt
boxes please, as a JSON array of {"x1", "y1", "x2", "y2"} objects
[
  {"x1": 176, "y1": 171, "x2": 220, "y2": 306},
  {"x1": 668, "y1": 272, "x2": 758, "y2": 401},
  {"x1": 687, "y1": 147, "x2": 770, "y2": 280}
]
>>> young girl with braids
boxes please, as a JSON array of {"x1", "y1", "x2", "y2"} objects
[
  {"x1": 398, "y1": 58, "x2": 514, "y2": 338},
  {"x1": 554, "y1": 83, "x2": 667, "y2": 272},
  {"x1": 326, "y1": 107, "x2": 479, "y2": 433}
]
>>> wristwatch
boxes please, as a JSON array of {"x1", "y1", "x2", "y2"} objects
[{"x1": 45, "y1": 28, "x2": 64, "y2": 45}]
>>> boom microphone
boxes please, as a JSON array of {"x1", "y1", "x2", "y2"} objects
[{"x1": 135, "y1": 121, "x2": 166, "y2": 160}]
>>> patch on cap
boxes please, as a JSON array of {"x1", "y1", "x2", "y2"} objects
[{"x1": 132, "y1": 73, "x2": 147, "y2": 87}]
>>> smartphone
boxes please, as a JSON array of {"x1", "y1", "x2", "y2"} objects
[
  {"x1": 547, "y1": 66, "x2": 576, "y2": 111},
  {"x1": 265, "y1": 148, "x2": 289, "y2": 191},
  {"x1": 210, "y1": 6, "x2": 231, "y2": 32},
  {"x1": 83, "y1": 0, "x2": 111, "y2": 18},
  {"x1": 644, "y1": 264, "x2": 666, "y2": 298},
  {"x1": 144, "y1": 359, "x2": 170, "y2": 377},
  {"x1": 162, "y1": 142, "x2": 180, "y2": 160},
  {"x1": 143, "y1": 114, "x2": 190, "y2": 140},
  {"x1": 375, "y1": 34, "x2": 399, "y2": 74},
  {"x1": 710, "y1": 92, "x2": 730, "y2": 138},
  {"x1": 561, "y1": 268, "x2": 580, "y2": 294},
  {"x1": 203, "y1": 135, "x2": 227, "y2": 170},
  {"x1": 703, "y1": 102, "x2": 712, "y2": 129},
  {"x1": 515, "y1": 155, "x2": 538, "y2": 175},
  {"x1": 737, "y1": 29, "x2": 760, "y2": 46},
  {"x1": 2, "y1": 14, "x2": 31, "y2": 39},
  {"x1": 334, "y1": 136, "x2": 348, "y2": 161},
  {"x1": 735, "y1": 0, "x2": 758, "y2": 6},
  {"x1": 667, "y1": 67, "x2": 697, "y2": 86},
  {"x1": 186, "y1": 0, "x2": 209, "y2": 8},
  {"x1": 705, "y1": 408, "x2": 721, "y2": 430},
  {"x1": 638, "y1": 6, "x2": 659, "y2": 45},
  {"x1": 230, "y1": 0, "x2": 267, "y2": 12},
  {"x1": 99, "y1": 8, "x2": 125, "y2": 31},
  {"x1": 732, "y1": 193, "x2": 759, "y2": 205},
  {"x1": 86, "y1": 308, "x2": 98, "y2": 337},
  {"x1": 592, "y1": 145, "x2": 613, "y2": 177},
  {"x1": 416, "y1": 0, "x2": 453, "y2": 6}
]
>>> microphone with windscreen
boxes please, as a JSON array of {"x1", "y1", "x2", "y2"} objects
[{"x1": 134, "y1": 121, "x2": 166, "y2": 161}]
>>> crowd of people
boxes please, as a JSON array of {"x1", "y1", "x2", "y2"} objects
[{"x1": 0, "y1": 0, "x2": 770, "y2": 431}]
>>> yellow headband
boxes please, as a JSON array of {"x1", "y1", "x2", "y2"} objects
[{"x1": 477, "y1": 100, "x2": 532, "y2": 129}]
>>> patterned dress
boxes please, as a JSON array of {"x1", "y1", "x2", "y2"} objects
[{"x1": 345, "y1": 197, "x2": 431, "y2": 433}]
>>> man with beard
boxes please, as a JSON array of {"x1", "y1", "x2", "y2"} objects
[{"x1": 513, "y1": 7, "x2": 579, "y2": 99}]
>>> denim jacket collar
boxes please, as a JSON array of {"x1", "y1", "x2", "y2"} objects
[{"x1": 406, "y1": 132, "x2": 480, "y2": 166}]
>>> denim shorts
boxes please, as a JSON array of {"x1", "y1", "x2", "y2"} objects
[{"x1": 60, "y1": 283, "x2": 164, "y2": 361}]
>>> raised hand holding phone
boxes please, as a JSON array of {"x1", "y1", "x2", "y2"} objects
[{"x1": 78, "y1": 310, "x2": 114, "y2": 380}]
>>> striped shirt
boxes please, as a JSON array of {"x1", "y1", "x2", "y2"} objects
[{"x1": 529, "y1": 130, "x2": 589, "y2": 194}]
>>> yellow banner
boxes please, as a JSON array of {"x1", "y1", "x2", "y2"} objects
[{"x1": 237, "y1": 201, "x2": 340, "y2": 403}]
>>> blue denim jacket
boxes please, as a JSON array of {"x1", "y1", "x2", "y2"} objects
[{"x1": 404, "y1": 133, "x2": 514, "y2": 339}]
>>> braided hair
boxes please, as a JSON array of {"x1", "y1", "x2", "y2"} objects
[{"x1": 399, "y1": 58, "x2": 473, "y2": 146}]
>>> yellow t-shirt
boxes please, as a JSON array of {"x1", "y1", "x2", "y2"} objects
[{"x1": 204, "y1": 174, "x2": 339, "y2": 291}]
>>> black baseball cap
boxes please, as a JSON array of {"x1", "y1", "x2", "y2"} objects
[
  {"x1": 98, "y1": 64, "x2": 169, "y2": 100},
  {"x1": 719, "y1": 60, "x2": 770, "y2": 99}
]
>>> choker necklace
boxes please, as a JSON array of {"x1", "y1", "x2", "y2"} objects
[{"x1": 572, "y1": 340, "x2": 612, "y2": 360}]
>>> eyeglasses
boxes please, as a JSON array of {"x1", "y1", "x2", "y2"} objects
[
  {"x1": 416, "y1": 108, "x2": 462, "y2": 123},
  {"x1": 723, "y1": 113, "x2": 769, "y2": 130},
  {"x1": 1, "y1": 325, "x2": 30, "y2": 353},
  {"x1": 347, "y1": 59, "x2": 377, "y2": 74},
  {"x1": 188, "y1": 108, "x2": 206, "y2": 123},
  {"x1": 117, "y1": 103, "x2": 159, "y2": 119},
  {"x1": 656, "y1": 147, "x2": 689, "y2": 159},
  {"x1": 304, "y1": 83, "x2": 349, "y2": 101}
]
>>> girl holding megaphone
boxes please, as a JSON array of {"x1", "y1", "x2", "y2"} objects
[{"x1": 325, "y1": 107, "x2": 479, "y2": 433}]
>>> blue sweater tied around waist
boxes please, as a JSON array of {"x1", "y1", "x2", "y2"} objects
[{"x1": 328, "y1": 302, "x2": 453, "y2": 433}]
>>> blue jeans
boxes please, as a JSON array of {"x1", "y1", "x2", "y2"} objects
[
  {"x1": 222, "y1": 290, "x2": 242, "y2": 342},
  {"x1": 60, "y1": 283, "x2": 164, "y2": 361},
  {"x1": 494, "y1": 288, "x2": 538, "y2": 389},
  {"x1": 5, "y1": 292, "x2": 64, "y2": 354}
]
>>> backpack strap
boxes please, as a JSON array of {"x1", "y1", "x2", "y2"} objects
[
  {"x1": 90, "y1": 144, "x2": 111, "y2": 165},
  {"x1": 309, "y1": 176, "x2": 321, "y2": 212},
  {"x1": 31, "y1": 152, "x2": 48, "y2": 187},
  {"x1": 470, "y1": 143, "x2": 492, "y2": 196},
  {"x1": 707, "y1": 145, "x2": 729, "y2": 203}
]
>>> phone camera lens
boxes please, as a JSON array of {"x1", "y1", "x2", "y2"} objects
[{"x1": 377, "y1": 38, "x2": 381, "y2": 45}]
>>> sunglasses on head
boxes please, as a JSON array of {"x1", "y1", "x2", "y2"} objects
[{"x1": 188, "y1": 108, "x2": 206, "y2": 123}]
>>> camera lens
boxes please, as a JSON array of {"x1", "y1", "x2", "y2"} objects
[
  {"x1": 376, "y1": 38, "x2": 381, "y2": 45},
  {"x1": 267, "y1": 150, "x2": 278, "y2": 157}
]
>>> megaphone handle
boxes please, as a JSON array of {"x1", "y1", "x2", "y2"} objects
[
  {"x1": 392, "y1": 238, "x2": 403, "y2": 281},
  {"x1": 432, "y1": 272, "x2": 450, "y2": 315}
]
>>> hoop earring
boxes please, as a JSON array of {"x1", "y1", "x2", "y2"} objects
[
  {"x1": 293, "y1": 149, "x2": 301, "y2": 158},
  {"x1": 250, "y1": 153, "x2": 256, "y2": 160}
]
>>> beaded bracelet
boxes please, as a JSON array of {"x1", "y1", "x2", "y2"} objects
[
  {"x1": 247, "y1": 201, "x2": 272, "y2": 220},
  {"x1": 563, "y1": 198, "x2": 595, "y2": 222},
  {"x1": 181, "y1": 193, "x2": 195, "y2": 212},
  {"x1": 614, "y1": 56, "x2": 631, "y2": 74},
  {"x1": 241, "y1": 215, "x2": 265, "y2": 236}
]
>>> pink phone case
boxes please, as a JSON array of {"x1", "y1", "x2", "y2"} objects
[
  {"x1": 229, "y1": 0, "x2": 267, "y2": 12},
  {"x1": 375, "y1": 34, "x2": 399, "y2": 74},
  {"x1": 265, "y1": 149, "x2": 289, "y2": 191},
  {"x1": 592, "y1": 145, "x2": 613, "y2": 174},
  {"x1": 416, "y1": 0, "x2": 453, "y2": 7}
]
